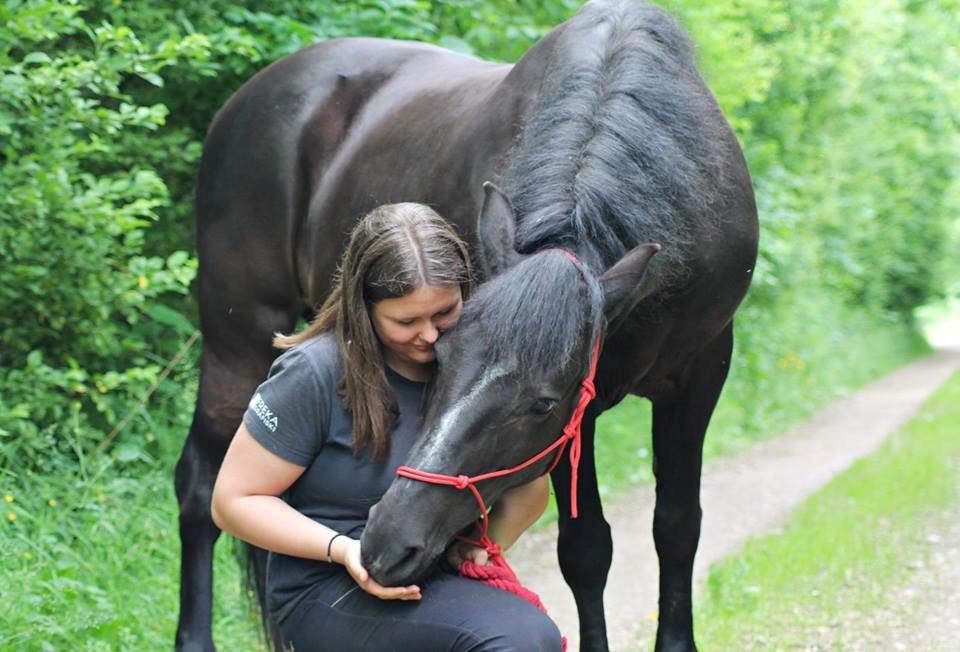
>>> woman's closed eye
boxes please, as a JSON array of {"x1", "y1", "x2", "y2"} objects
[{"x1": 394, "y1": 306, "x2": 456, "y2": 327}]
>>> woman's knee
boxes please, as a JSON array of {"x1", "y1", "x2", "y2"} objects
[{"x1": 471, "y1": 610, "x2": 563, "y2": 652}]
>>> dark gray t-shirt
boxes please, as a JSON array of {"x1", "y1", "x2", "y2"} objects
[{"x1": 242, "y1": 333, "x2": 428, "y2": 621}]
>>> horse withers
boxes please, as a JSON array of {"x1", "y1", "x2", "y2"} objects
[{"x1": 175, "y1": 1, "x2": 758, "y2": 651}]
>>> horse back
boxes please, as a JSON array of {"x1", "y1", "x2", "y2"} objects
[{"x1": 196, "y1": 38, "x2": 540, "y2": 316}]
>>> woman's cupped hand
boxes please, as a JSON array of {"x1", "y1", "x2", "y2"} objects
[{"x1": 342, "y1": 538, "x2": 422, "y2": 601}]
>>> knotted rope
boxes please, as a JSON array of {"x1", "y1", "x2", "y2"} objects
[{"x1": 457, "y1": 533, "x2": 567, "y2": 651}]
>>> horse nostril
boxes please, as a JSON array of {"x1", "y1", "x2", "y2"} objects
[
  {"x1": 370, "y1": 543, "x2": 424, "y2": 585},
  {"x1": 396, "y1": 544, "x2": 422, "y2": 570}
]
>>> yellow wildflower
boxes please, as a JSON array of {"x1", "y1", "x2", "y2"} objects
[
  {"x1": 48, "y1": 499, "x2": 57, "y2": 507},
  {"x1": 4, "y1": 494, "x2": 12, "y2": 503},
  {"x1": 7, "y1": 512, "x2": 15, "y2": 522},
  {"x1": 138, "y1": 275, "x2": 149, "y2": 289},
  {"x1": 777, "y1": 351, "x2": 806, "y2": 371}
]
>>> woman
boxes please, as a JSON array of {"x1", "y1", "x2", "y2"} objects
[{"x1": 211, "y1": 203, "x2": 562, "y2": 651}]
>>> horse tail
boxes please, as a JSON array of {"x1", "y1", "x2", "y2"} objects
[{"x1": 236, "y1": 540, "x2": 286, "y2": 652}]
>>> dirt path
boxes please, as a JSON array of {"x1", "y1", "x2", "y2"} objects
[{"x1": 507, "y1": 344, "x2": 960, "y2": 651}]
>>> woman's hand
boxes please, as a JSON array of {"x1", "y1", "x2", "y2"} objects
[
  {"x1": 341, "y1": 538, "x2": 422, "y2": 601},
  {"x1": 445, "y1": 541, "x2": 490, "y2": 569}
]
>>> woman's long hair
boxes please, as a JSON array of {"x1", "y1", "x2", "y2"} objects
[{"x1": 274, "y1": 203, "x2": 473, "y2": 459}]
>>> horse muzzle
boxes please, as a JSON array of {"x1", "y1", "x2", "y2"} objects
[{"x1": 360, "y1": 487, "x2": 453, "y2": 586}]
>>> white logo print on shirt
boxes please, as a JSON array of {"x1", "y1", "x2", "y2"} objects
[{"x1": 250, "y1": 393, "x2": 278, "y2": 432}]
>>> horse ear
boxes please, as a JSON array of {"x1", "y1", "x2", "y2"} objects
[
  {"x1": 600, "y1": 243, "x2": 661, "y2": 331},
  {"x1": 477, "y1": 181, "x2": 522, "y2": 277}
]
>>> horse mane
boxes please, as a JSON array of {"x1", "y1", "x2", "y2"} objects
[
  {"x1": 461, "y1": 251, "x2": 603, "y2": 378},
  {"x1": 502, "y1": 0, "x2": 728, "y2": 284}
]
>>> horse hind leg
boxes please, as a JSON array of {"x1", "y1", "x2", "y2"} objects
[
  {"x1": 174, "y1": 304, "x2": 299, "y2": 651},
  {"x1": 552, "y1": 409, "x2": 614, "y2": 652},
  {"x1": 174, "y1": 388, "x2": 226, "y2": 652},
  {"x1": 650, "y1": 325, "x2": 734, "y2": 652}
]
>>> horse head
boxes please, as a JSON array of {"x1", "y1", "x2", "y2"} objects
[{"x1": 361, "y1": 183, "x2": 660, "y2": 585}]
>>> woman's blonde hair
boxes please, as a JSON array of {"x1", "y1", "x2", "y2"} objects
[{"x1": 274, "y1": 203, "x2": 472, "y2": 459}]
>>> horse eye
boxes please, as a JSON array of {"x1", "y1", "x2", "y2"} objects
[{"x1": 532, "y1": 397, "x2": 558, "y2": 415}]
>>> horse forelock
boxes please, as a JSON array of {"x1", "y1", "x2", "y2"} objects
[
  {"x1": 463, "y1": 251, "x2": 603, "y2": 379},
  {"x1": 502, "y1": 0, "x2": 727, "y2": 284}
]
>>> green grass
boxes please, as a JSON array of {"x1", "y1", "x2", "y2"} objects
[
  {"x1": 0, "y1": 458, "x2": 262, "y2": 650},
  {"x1": 685, "y1": 369, "x2": 960, "y2": 650}
]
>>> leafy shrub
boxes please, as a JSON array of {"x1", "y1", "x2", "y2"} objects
[{"x1": 0, "y1": 2, "x2": 198, "y2": 470}]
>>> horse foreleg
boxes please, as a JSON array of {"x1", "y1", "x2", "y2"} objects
[
  {"x1": 174, "y1": 411, "x2": 226, "y2": 652},
  {"x1": 552, "y1": 410, "x2": 612, "y2": 652},
  {"x1": 650, "y1": 325, "x2": 733, "y2": 652}
]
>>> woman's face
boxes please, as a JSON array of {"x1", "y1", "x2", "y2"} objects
[{"x1": 370, "y1": 284, "x2": 463, "y2": 380}]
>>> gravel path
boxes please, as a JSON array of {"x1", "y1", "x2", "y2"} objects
[
  {"x1": 507, "y1": 344, "x2": 960, "y2": 651},
  {"x1": 872, "y1": 506, "x2": 960, "y2": 652}
]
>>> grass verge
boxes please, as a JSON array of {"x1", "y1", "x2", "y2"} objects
[
  {"x1": 0, "y1": 458, "x2": 262, "y2": 650},
  {"x1": 689, "y1": 369, "x2": 960, "y2": 650}
]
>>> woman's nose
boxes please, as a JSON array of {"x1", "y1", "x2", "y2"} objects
[{"x1": 420, "y1": 321, "x2": 439, "y2": 344}]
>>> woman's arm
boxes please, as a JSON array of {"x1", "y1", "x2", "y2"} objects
[
  {"x1": 446, "y1": 474, "x2": 550, "y2": 567},
  {"x1": 487, "y1": 474, "x2": 550, "y2": 550},
  {"x1": 211, "y1": 424, "x2": 420, "y2": 600}
]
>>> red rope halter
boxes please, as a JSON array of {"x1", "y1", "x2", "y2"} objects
[
  {"x1": 396, "y1": 250, "x2": 601, "y2": 536},
  {"x1": 396, "y1": 335, "x2": 598, "y2": 536},
  {"x1": 394, "y1": 251, "x2": 597, "y2": 651}
]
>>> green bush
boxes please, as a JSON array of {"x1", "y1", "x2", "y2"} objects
[
  {"x1": 672, "y1": 0, "x2": 959, "y2": 318},
  {"x1": 0, "y1": 1, "x2": 198, "y2": 470}
]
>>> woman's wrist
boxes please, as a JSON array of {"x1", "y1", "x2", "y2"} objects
[{"x1": 329, "y1": 535, "x2": 352, "y2": 565}]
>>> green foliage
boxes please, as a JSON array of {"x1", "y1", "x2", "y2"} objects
[
  {"x1": 0, "y1": 1, "x2": 198, "y2": 470},
  {"x1": 671, "y1": 0, "x2": 960, "y2": 318}
]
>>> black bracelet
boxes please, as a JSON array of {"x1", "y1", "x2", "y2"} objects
[{"x1": 326, "y1": 533, "x2": 345, "y2": 564}]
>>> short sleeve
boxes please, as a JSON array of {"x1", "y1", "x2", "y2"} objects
[{"x1": 242, "y1": 346, "x2": 329, "y2": 467}]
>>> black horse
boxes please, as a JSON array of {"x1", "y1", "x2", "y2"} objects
[{"x1": 174, "y1": 1, "x2": 758, "y2": 650}]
